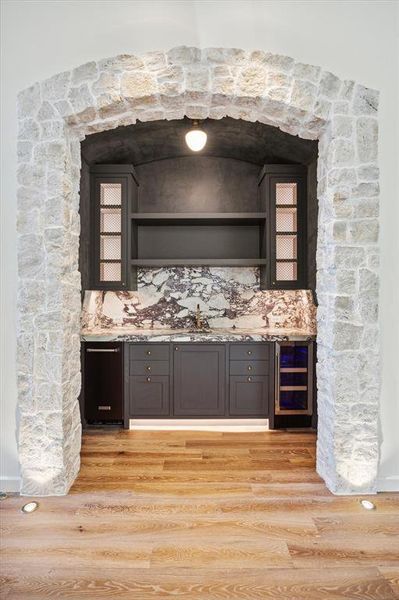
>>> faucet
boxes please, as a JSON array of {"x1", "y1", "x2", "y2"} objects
[{"x1": 195, "y1": 304, "x2": 202, "y2": 330}]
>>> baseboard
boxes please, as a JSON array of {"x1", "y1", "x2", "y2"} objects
[
  {"x1": 129, "y1": 418, "x2": 269, "y2": 432},
  {"x1": 0, "y1": 476, "x2": 20, "y2": 493},
  {"x1": 376, "y1": 476, "x2": 399, "y2": 492}
]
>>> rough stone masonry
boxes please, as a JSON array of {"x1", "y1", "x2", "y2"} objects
[{"x1": 16, "y1": 46, "x2": 380, "y2": 495}]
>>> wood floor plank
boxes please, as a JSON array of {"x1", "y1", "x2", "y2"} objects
[
  {"x1": 3, "y1": 567, "x2": 397, "y2": 599},
  {"x1": 2, "y1": 428, "x2": 399, "y2": 599}
]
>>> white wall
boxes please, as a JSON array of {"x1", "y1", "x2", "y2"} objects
[{"x1": 1, "y1": 0, "x2": 398, "y2": 491}]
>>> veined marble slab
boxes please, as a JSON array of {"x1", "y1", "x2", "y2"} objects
[{"x1": 81, "y1": 327, "x2": 316, "y2": 343}]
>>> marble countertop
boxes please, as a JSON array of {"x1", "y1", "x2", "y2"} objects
[{"x1": 81, "y1": 327, "x2": 316, "y2": 343}]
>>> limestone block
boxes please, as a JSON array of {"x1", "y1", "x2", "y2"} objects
[
  {"x1": 18, "y1": 83, "x2": 41, "y2": 118},
  {"x1": 328, "y1": 168, "x2": 357, "y2": 187},
  {"x1": 168, "y1": 46, "x2": 201, "y2": 64},
  {"x1": 319, "y1": 71, "x2": 341, "y2": 99},
  {"x1": 237, "y1": 66, "x2": 267, "y2": 97},
  {"x1": 336, "y1": 270, "x2": 357, "y2": 295},
  {"x1": 331, "y1": 115, "x2": 353, "y2": 138},
  {"x1": 68, "y1": 84, "x2": 95, "y2": 114},
  {"x1": 353, "y1": 84, "x2": 379, "y2": 115},
  {"x1": 41, "y1": 71, "x2": 71, "y2": 102},
  {"x1": 348, "y1": 219, "x2": 379, "y2": 244},
  {"x1": 250, "y1": 51, "x2": 294, "y2": 72},
  {"x1": 352, "y1": 182, "x2": 379, "y2": 198},
  {"x1": 72, "y1": 61, "x2": 98, "y2": 85},
  {"x1": 293, "y1": 62, "x2": 321, "y2": 83},
  {"x1": 290, "y1": 79, "x2": 317, "y2": 111},
  {"x1": 121, "y1": 71, "x2": 158, "y2": 99},
  {"x1": 357, "y1": 164, "x2": 379, "y2": 182},
  {"x1": 186, "y1": 66, "x2": 210, "y2": 91},
  {"x1": 98, "y1": 54, "x2": 144, "y2": 72},
  {"x1": 333, "y1": 321, "x2": 363, "y2": 350},
  {"x1": 204, "y1": 47, "x2": 247, "y2": 65},
  {"x1": 18, "y1": 118, "x2": 40, "y2": 141},
  {"x1": 142, "y1": 51, "x2": 167, "y2": 71},
  {"x1": 357, "y1": 118, "x2": 378, "y2": 162},
  {"x1": 18, "y1": 234, "x2": 45, "y2": 279}
]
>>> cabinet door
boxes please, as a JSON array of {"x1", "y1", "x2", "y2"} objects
[
  {"x1": 229, "y1": 375, "x2": 269, "y2": 417},
  {"x1": 173, "y1": 344, "x2": 226, "y2": 416},
  {"x1": 129, "y1": 376, "x2": 170, "y2": 417}
]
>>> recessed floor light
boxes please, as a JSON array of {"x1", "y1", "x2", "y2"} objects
[
  {"x1": 360, "y1": 499, "x2": 376, "y2": 510},
  {"x1": 21, "y1": 501, "x2": 39, "y2": 513}
]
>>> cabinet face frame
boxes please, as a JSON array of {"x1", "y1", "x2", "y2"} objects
[
  {"x1": 274, "y1": 341, "x2": 314, "y2": 416},
  {"x1": 258, "y1": 164, "x2": 307, "y2": 290}
]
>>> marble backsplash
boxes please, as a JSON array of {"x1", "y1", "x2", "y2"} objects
[{"x1": 81, "y1": 267, "x2": 317, "y2": 333}]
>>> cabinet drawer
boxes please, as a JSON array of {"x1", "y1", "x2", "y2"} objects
[
  {"x1": 230, "y1": 360, "x2": 269, "y2": 376},
  {"x1": 129, "y1": 375, "x2": 170, "y2": 416},
  {"x1": 229, "y1": 344, "x2": 269, "y2": 361},
  {"x1": 129, "y1": 360, "x2": 170, "y2": 376},
  {"x1": 229, "y1": 375, "x2": 269, "y2": 417},
  {"x1": 129, "y1": 344, "x2": 170, "y2": 361}
]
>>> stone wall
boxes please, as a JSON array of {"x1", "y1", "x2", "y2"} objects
[{"x1": 16, "y1": 46, "x2": 380, "y2": 495}]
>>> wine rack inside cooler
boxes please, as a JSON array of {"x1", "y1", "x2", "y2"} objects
[{"x1": 275, "y1": 342, "x2": 313, "y2": 415}]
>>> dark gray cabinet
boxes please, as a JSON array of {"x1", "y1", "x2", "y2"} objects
[
  {"x1": 258, "y1": 164, "x2": 308, "y2": 289},
  {"x1": 126, "y1": 343, "x2": 171, "y2": 421},
  {"x1": 129, "y1": 376, "x2": 170, "y2": 417},
  {"x1": 89, "y1": 164, "x2": 139, "y2": 291},
  {"x1": 173, "y1": 344, "x2": 226, "y2": 416},
  {"x1": 229, "y1": 343, "x2": 270, "y2": 417},
  {"x1": 229, "y1": 376, "x2": 269, "y2": 416}
]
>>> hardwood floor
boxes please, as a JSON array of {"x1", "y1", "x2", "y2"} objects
[{"x1": 1, "y1": 429, "x2": 399, "y2": 599}]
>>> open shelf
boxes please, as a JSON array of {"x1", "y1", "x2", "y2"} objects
[
  {"x1": 131, "y1": 212, "x2": 267, "y2": 225},
  {"x1": 131, "y1": 258, "x2": 267, "y2": 267}
]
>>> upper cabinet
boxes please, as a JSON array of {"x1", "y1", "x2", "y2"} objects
[
  {"x1": 90, "y1": 164, "x2": 139, "y2": 291},
  {"x1": 258, "y1": 165, "x2": 308, "y2": 290},
  {"x1": 83, "y1": 160, "x2": 311, "y2": 292}
]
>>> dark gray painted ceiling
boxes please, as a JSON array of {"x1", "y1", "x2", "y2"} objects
[{"x1": 81, "y1": 117, "x2": 318, "y2": 167}]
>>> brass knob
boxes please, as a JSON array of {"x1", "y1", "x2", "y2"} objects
[
  {"x1": 146, "y1": 366, "x2": 151, "y2": 371},
  {"x1": 175, "y1": 346, "x2": 179, "y2": 351},
  {"x1": 146, "y1": 350, "x2": 151, "y2": 356},
  {"x1": 247, "y1": 365, "x2": 252, "y2": 371},
  {"x1": 146, "y1": 377, "x2": 151, "y2": 382},
  {"x1": 248, "y1": 377, "x2": 252, "y2": 382},
  {"x1": 247, "y1": 350, "x2": 252, "y2": 356}
]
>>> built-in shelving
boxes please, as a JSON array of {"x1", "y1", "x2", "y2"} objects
[
  {"x1": 131, "y1": 258, "x2": 267, "y2": 267},
  {"x1": 131, "y1": 212, "x2": 267, "y2": 225}
]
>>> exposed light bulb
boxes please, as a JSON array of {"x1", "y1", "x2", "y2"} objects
[{"x1": 185, "y1": 121, "x2": 207, "y2": 152}]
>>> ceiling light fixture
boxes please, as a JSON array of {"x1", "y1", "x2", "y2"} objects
[{"x1": 185, "y1": 120, "x2": 207, "y2": 152}]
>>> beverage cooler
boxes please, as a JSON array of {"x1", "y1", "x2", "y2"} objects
[{"x1": 273, "y1": 341, "x2": 315, "y2": 428}]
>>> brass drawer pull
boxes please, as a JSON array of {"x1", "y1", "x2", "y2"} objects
[
  {"x1": 146, "y1": 350, "x2": 151, "y2": 356},
  {"x1": 247, "y1": 350, "x2": 252, "y2": 356},
  {"x1": 247, "y1": 365, "x2": 252, "y2": 371},
  {"x1": 247, "y1": 377, "x2": 252, "y2": 382},
  {"x1": 146, "y1": 366, "x2": 151, "y2": 371},
  {"x1": 175, "y1": 346, "x2": 179, "y2": 351},
  {"x1": 146, "y1": 377, "x2": 151, "y2": 382},
  {"x1": 98, "y1": 405, "x2": 111, "y2": 411}
]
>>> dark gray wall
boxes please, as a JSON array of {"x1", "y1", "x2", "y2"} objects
[{"x1": 136, "y1": 156, "x2": 260, "y2": 212}]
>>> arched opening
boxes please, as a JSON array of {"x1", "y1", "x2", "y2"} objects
[{"x1": 16, "y1": 47, "x2": 380, "y2": 495}]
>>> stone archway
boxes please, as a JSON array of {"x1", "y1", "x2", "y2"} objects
[{"x1": 16, "y1": 46, "x2": 380, "y2": 495}]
